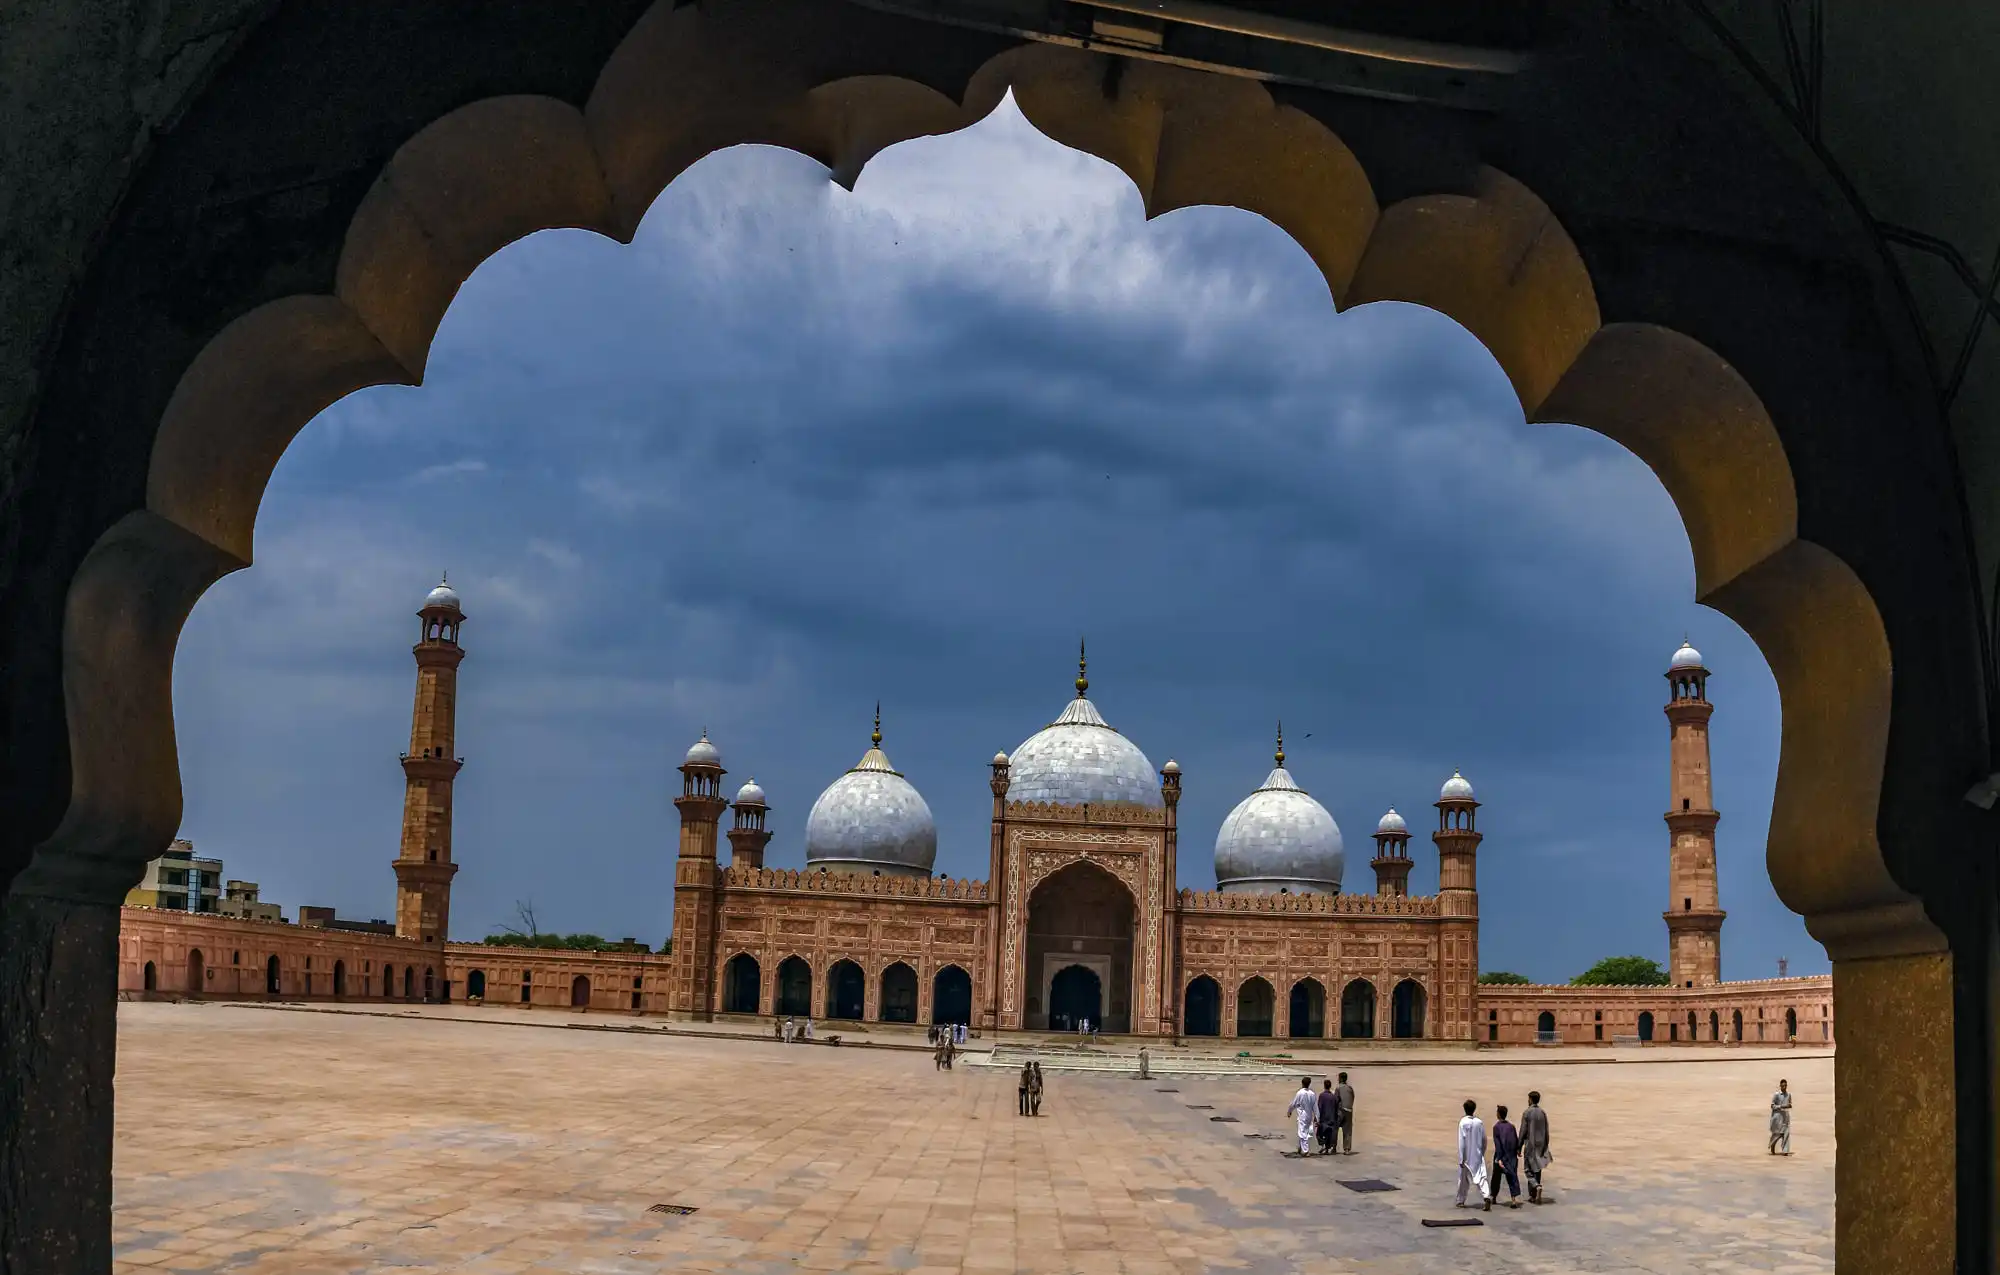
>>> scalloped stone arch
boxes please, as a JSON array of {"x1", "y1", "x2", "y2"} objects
[{"x1": 27, "y1": 11, "x2": 1942, "y2": 1268}]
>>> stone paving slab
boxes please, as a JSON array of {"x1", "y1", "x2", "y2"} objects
[{"x1": 113, "y1": 1002, "x2": 1833, "y2": 1273}]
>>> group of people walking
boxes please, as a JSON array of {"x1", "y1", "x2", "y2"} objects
[
  {"x1": 929, "y1": 1023, "x2": 965, "y2": 1070},
  {"x1": 1454, "y1": 1093, "x2": 1553, "y2": 1209},
  {"x1": 1285, "y1": 1075, "x2": 1356, "y2": 1156},
  {"x1": 776, "y1": 1016, "x2": 814, "y2": 1044},
  {"x1": 1017, "y1": 1061, "x2": 1045, "y2": 1115}
]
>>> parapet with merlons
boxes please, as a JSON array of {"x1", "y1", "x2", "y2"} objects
[
  {"x1": 1176, "y1": 888, "x2": 1441, "y2": 917},
  {"x1": 720, "y1": 865, "x2": 990, "y2": 901}
]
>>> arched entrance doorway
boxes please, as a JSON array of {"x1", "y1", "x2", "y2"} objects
[
  {"x1": 265, "y1": 954, "x2": 281, "y2": 995},
  {"x1": 1732, "y1": 1009, "x2": 1743, "y2": 1043},
  {"x1": 1709, "y1": 1010, "x2": 1720, "y2": 1042},
  {"x1": 424, "y1": 967, "x2": 435, "y2": 1002},
  {"x1": 825, "y1": 960, "x2": 864, "y2": 1020},
  {"x1": 185, "y1": 948, "x2": 203, "y2": 997},
  {"x1": 1786, "y1": 1008, "x2": 1798, "y2": 1040},
  {"x1": 1184, "y1": 976, "x2": 1221, "y2": 1037},
  {"x1": 1024, "y1": 861, "x2": 1135, "y2": 1033},
  {"x1": 381, "y1": 965, "x2": 396, "y2": 1000},
  {"x1": 776, "y1": 956, "x2": 812, "y2": 1017},
  {"x1": 1638, "y1": 1011, "x2": 1655, "y2": 1042},
  {"x1": 1236, "y1": 978, "x2": 1274, "y2": 1037},
  {"x1": 1391, "y1": 979, "x2": 1426, "y2": 1039},
  {"x1": 403, "y1": 967, "x2": 415, "y2": 1000},
  {"x1": 1339, "y1": 979, "x2": 1375, "y2": 1038},
  {"x1": 1288, "y1": 978, "x2": 1325, "y2": 1038},
  {"x1": 722, "y1": 954, "x2": 759, "y2": 1014},
  {"x1": 1048, "y1": 965, "x2": 1102, "y2": 1033},
  {"x1": 1537, "y1": 1010, "x2": 1557, "y2": 1041},
  {"x1": 879, "y1": 962, "x2": 917, "y2": 1023},
  {"x1": 332, "y1": 959, "x2": 346, "y2": 997},
  {"x1": 142, "y1": 961, "x2": 156, "y2": 992},
  {"x1": 569, "y1": 975, "x2": 590, "y2": 1008},
  {"x1": 931, "y1": 965, "x2": 971, "y2": 1026},
  {"x1": 466, "y1": 968, "x2": 484, "y2": 1000}
]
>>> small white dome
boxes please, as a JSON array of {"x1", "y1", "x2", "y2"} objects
[
  {"x1": 804, "y1": 739, "x2": 936, "y2": 877},
  {"x1": 1162, "y1": 759, "x2": 1181, "y2": 775},
  {"x1": 684, "y1": 732, "x2": 721, "y2": 767},
  {"x1": 1376, "y1": 807, "x2": 1407, "y2": 834},
  {"x1": 1670, "y1": 639, "x2": 1705, "y2": 670},
  {"x1": 1213, "y1": 761, "x2": 1343, "y2": 894},
  {"x1": 1439, "y1": 770, "x2": 1475, "y2": 801},
  {"x1": 424, "y1": 578, "x2": 462, "y2": 612},
  {"x1": 734, "y1": 778, "x2": 766, "y2": 807},
  {"x1": 993, "y1": 752, "x2": 1011, "y2": 766}
]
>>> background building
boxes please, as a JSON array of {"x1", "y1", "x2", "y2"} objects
[{"x1": 123, "y1": 840, "x2": 223, "y2": 913}]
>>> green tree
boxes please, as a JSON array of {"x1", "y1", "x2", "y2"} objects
[
  {"x1": 1570, "y1": 955, "x2": 1670, "y2": 986},
  {"x1": 1478, "y1": 970, "x2": 1532, "y2": 985}
]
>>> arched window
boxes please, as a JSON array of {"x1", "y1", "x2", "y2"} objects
[
  {"x1": 1287, "y1": 978, "x2": 1325, "y2": 1038},
  {"x1": 1235, "y1": 977, "x2": 1274, "y2": 1037},
  {"x1": 1391, "y1": 980, "x2": 1426, "y2": 1039},
  {"x1": 825, "y1": 960, "x2": 865, "y2": 1020},
  {"x1": 467, "y1": 968, "x2": 486, "y2": 1000},
  {"x1": 1536, "y1": 1010, "x2": 1556, "y2": 1041},
  {"x1": 776, "y1": 956, "x2": 812, "y2": 1017},
  {"x1": 1183, "y1": 976, "x2": 1221, "y2": 1037},
  {"x1": 1637, "y1": 1011, "x2": 1655, "y2": 1042},
  {"x1": 1339, "y1": 979, "x2": 1376, "y2": 1039},
  {"x1": 879, "y1": 962, "x2": 918, "y2": 1023},
  {"x1": 721, "y1": 954, "x2": 759, "y2": 1014},
  {"x1": 931, "y1": 965, "x2": 972, "y2": 1026},
  {"x1": 142, "y1": 961, "x2": 157, "y2": 992},
  {"x1": 570, "y1": 974, "x2": 591, "y2": 1008}
]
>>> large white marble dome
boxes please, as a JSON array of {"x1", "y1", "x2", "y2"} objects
[
  {"x1": 1008, "y1": 692, "x2": 1163, "y2": 808},
  {"x1": 1213, "y1": 749, "x2": 1344, "y2": 895},
  {"x1": 803, "y1": 729, "x2": 937, "y2": 878}
]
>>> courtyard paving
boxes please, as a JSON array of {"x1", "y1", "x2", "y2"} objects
[{"x1": 113, "y1": 1002, "x2": 1834, "y2": 1273}]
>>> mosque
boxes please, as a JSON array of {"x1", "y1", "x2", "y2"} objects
[{"x1": 117, "y1": 581, "x2": 1834, "y2": 1047}]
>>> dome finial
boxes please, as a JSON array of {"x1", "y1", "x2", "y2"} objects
[
  {"x1": 1274, "y1": 720, "x2": 1285, "y2": 767},
  {"x1": 1075, "y1": 636, "x2": 1089, "y2": 698},
  {"x1": 871, "y1": 701, "x2": 882, "y2": 748}
]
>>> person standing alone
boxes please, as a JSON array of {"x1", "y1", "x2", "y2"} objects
[
  {"x1": 1768, "y1": 1079, "x2": 1792, "y2": 1155},
  {"x1": 1028, "y1": 1062, "x2": 1044, "y2": 1115},
  {"x1": 1455, "y1": 1099, "x2": 1491, "y2": 1210},
  {"x1": 1519, "y1": 1090, "x2": 1552, "y2": 1203}
]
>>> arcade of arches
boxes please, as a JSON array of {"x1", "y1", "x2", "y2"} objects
[{"x1": 9, "y1": 2, "x2": 2000, "y2": 1270}]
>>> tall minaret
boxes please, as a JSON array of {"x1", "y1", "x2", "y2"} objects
[
  {"x1": 1663, "y1": 639, "x2": 1724, "y2": 987},
  {"x1": 1433, "y1": 772, "x2": 1480, "y2": 1041},
  {"x1": 667, "y1": 731, "x2": 728, "y2": 1019},
  {"x1": 1371, "y1": 808, "x2": 1413, "y2": 896},
  {"x1": 393, "y1": 577, "x2": 465, "y2": 947},
  {"x1": 726, "y1": 778, "x2": 772, "y2": 869}
]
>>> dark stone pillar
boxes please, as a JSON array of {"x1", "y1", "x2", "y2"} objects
[{"x1": 0, "y1": 893, "x2": 118, "y2": 1275}]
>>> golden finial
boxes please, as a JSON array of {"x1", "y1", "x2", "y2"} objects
[
  {"x1": 1275, "y1": 720, "x2": 1285, "y2": 767},
  {"x1": 871, "y1": 701, "x2": 882, "y2": 748},
  {"x1": 1075, "y1": 636, "x2": 1089, "y2": 698}
]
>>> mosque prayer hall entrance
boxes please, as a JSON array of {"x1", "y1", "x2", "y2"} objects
[{"x1": 1025, "y1": 861, "x2": 1135, "y2": 1033}]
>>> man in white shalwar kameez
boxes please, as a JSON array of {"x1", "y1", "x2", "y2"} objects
[
  {"x1": 1287, "y1": 1079, "x2": 1318, "y2": 1156},
  {"x1": 1455, "y1": 1099, "x2": 1491, "y2": 1210}
]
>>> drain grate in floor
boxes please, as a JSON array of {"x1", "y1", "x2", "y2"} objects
[
  {"x1": 1208, "y1": 1116, "x2": 1240, "y2": 1123},
  {"x1": 1338, "y1": 1179, "x2": 1398, "y2": 1193},
  {"x1": 1185, "y1": 1104, "x2": 1214, "y2": 1110},
  {"x1": 647, "y1": 1204, "x2": 699, "y2": 1216}
]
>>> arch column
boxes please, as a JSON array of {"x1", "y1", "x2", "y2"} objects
[
  {"x1": 1272, "y1": 977, "x2": 1290, "y2": 1038},
  {"x1": 863, "y1": 963, "x2": 880, "y2": 1023}
]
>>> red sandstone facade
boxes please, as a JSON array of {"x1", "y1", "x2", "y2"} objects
[{"x1": 116, "y1": 591, "x2": 1832, "y2": 1046}]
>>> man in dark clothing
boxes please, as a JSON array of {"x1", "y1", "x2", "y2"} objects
[
  {"x1": 1519, "y1": 1090, "x2": 1552, "y2": 1203},
  {"x1": 1315, "y1": 1080, "x2": 1341, "y2": 1154},
  {"x1": 1334, "y1": 1072, "x2": 1356, "y2": 1153},
  {"x1": 1490, "y1": 1104, "x2": 1523, "y2": 1207}
]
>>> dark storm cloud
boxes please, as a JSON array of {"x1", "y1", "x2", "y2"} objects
[{"x1": 169, "y1": 99, "x2": 1816, "y2": 981}]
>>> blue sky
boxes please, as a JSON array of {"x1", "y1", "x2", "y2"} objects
[{"x1": 169, "y1": 96, "x2": 1823, "y2": 982}]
